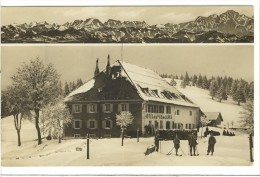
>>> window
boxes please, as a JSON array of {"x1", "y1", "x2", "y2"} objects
[
  {"x1": 160, "y1": 120, "x2": 163, "y2": 129},
  {"x1": 72, "y1": 104, "x2": 82, "y2": 113},
  {"x1": 88, "y1": 120, "x2": 97, "y2": 129},
  {"x1": 103, "y1": 103, "x2": 113, "y2": 113},
  {"x1": 159, "y1": 106, "x2": 164, "y2": 113},
  {"x1": 166, "y1": 121, "x2": 171, "y2": 129},
  {"x1": 172, "y1": 121, "x2": 175, "y2": 129},
  {"x1": 88, "y1": 104, "x2": 97, "y2": 113},
  {"x1": 73, "y1": 120, "x2": 82, "y2": 129},
  {"x1": 148, "y1": 104, "x2": 153, "y2": 113},
  {"x1": 176, "y1": 110, "x2": 180, "y2": 115},
  {"x1": 186, "y1": 124, "x2": 188, "y2": 129},
  {"x1": 166, "y1": 106, "x2": 171, "y2": 114},
  {"x1": 119, "y1": 103, "x2": 128, "y2": 112},
  {"x1": 103, "y1": 119, "x2": 113, "y2": 129},
  {"x1": 155, "y1": 120, "x2": 158, "y2": 129},
  {"x1": 154, "y1": 105, "x2": 158, "y2": 113},
  {"x1": 189, "y1": 124, "x2": 192, "y2": 129},
  {"x1": 189, "y1": 111, "x2": 192, "y2": 116},
  {"x1": 149, "y1": 121, "x2": 152, "y2": 125}
]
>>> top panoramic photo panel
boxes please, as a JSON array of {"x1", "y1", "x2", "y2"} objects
[{"x1": 1, "y1": 6, "x2": 254, "y2": 43}]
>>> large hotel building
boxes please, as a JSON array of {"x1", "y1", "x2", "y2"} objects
[{"x1": 64, "y1": 55, "x2": 204, "y2": 138}]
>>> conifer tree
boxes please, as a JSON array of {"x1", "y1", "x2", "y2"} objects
[
  {"x1": 170, "y1": 77, "x2": 177, "y2": 86},
  {"x1": 64, "y1": 82, "x2": 70, "y2": 96},
  {"x1": 180, "y1": 80, "x2": 186, "y2": 88},
  {"x1": 231, "y1": 80, "x2": 238, "y2": 100},
  {"x1": 197, "y1": 74, "x2": 203, "y2": 88},
  {"x1": 234, "y1": 80, "x2": 246, "y2": 105},
  {"x1": 209, "y1": 79, "x2": 218, "y2": 100},
  {"x1": 192, "y1": 74, "x2": 198, "y2": 86},
  {"x1": 202, "y1": 75, "x2": 209, "y2": 89},
  {"x1": 180, "y1": 74, "x2": 184, "y2": 80},
  {"x1": 216, "y1": 84, "x2": 228, "y2": 102},
  {"x1": 76, "y1": 78, "x2": 84, "y2": 88},
  {"x1": 247, "y1": 82, "x2": 254, "y2": 102}
]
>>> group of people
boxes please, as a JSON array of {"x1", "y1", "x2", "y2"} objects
[
  {"x1": 223, "y1": 130, "x2": 236, "y2": 136},
  {"x1": 154, "y1": 130, "x2": 217, "y2": 156}
]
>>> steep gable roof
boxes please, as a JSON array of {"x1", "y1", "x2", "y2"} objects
[
  {"x1": 204, "y1": 112, "x2": 223, "y2": 121},
  {"x1": 65, "y1": 60, "x2": 199, "y2": 108}
]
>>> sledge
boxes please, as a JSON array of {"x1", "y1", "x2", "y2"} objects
[{"x1": 144, "y1": 145, "x2": 156, "y2": 156}]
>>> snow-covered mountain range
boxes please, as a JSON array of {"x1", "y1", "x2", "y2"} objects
[{"x1": 1, "y1": 10, "x2": 254, "y2": 43}]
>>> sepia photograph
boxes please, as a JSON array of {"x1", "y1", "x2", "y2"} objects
[
  {"x1": 1, "y1": 45, "x2": 255, "y2": 166},
  {"x1": 0, "y1": 1, "x2": 259, "y2": 176},
  {"x1": 1, "y1": 6, "x2": 254, "y2": 43}
]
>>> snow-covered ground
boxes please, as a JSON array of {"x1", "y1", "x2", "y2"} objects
[
  {"x1": 1, "y1": 79, "x2": 253, "y2": 166},
  {"x1": 1, "y1": 116, "x2": 252, "y2": 166},
  {"x1": 172, "y1": 79, "x2": 245, "y2": 128}
]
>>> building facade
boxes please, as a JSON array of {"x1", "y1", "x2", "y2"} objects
[{"x1": 65, "y1": 56, "x2": 204, "y2": 138}]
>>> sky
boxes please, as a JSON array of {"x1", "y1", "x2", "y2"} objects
[
  {"x1": 1, "y1": 6, "x2": 253, "y2": 26},
  {"x1": 1, "y1": 45, "x2": 254, "y2": 89}
]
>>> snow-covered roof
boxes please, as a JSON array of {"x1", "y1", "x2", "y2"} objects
[
  {"x1": 65, "y1": 78, "x2": 95, "y2": 101},
  {"x1": 204, "y1": 112, "x2": 223, "y2": 121},
  {"x1": 65, "y1": 60, "x2": 199, "y2": 108},
  {"x1": 119, "y1": 61, "x2": 198, "y2": 107}
]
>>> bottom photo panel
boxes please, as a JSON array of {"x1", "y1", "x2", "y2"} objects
[{"x1": 1, "y1": 44, "x2": 255, "y2": 168}]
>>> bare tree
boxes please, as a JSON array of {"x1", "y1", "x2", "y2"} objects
[
  {"x1": 41, "y1": 98, "x2": 72, "y2": 143},
  {"x1": 231, "y1": 121, "x2": 234, "y2": 128},
  {"x1": 3, "y1": 86, "x2": 31, "y2": 146},
  {"x1": 116, "y1": 111, "x2": 134, "y2": 146},
  {"x1": 11, "y1": 58, "x2": 60, "y2": 145}
]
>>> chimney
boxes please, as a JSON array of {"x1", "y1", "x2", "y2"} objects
[
  {"x1": 106, "y1": 54, "x2": 111, "y2": 77},
  {"x1": 94, "y1": 58, "x2": 99, "y2": 77}
]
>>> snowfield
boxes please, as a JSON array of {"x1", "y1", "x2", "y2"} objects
[
  {"x1": 172, "y1": 79, "x2": 246, "y2": 128},
  {"x1": 1, "y1": 79, "x2": 253, "y2": 166},
  {"x1": 1, "y1": 116, "x2": 252, "y2": 166}
]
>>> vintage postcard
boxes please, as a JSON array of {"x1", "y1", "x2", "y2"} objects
[{"x1": 0, "y1": 1, "x2": 259, "y2": 176}]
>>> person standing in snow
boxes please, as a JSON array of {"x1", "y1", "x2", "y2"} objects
[
  {"x1": 154, "y1": 129, "x2": 160, "y2": 152},
  {"x1": 188, "y1": 132, "x2": 197, "y2": 156},
  {"x1": 173, "y1": 134, "x2": 180, "y2": 155},
  {"x1": 207, "y1": 133, "x2": 216, "y2": 156}
]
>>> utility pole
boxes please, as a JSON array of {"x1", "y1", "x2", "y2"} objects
[
  {"x1": 249, "y1": 133, "x2": 253, "y2": 162},
  {"x1": 87, "y1": 133, "x2": 90, "y2": 159},
  {"x1": 137, "y1": 128, "x2": 139, "y2": 142}
]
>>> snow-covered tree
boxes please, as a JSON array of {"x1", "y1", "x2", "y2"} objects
[
  {"x1": 41, "y1": 98, "x2": 72, "y2": 143},
  {"x1": 192, "y1": 74, "x2": 198, "y2": 86},
  {"x1": 202, "y1": 75, "x2": 209, "y2": 89},
  {"x1": 11, "y1": 57, "x2": 60, "y2": 145},
  {"x1": 234, "y1": 80, "x2": 246, "y2": 105},
  {"x1": 116, "y1": 111, "x2": 134, "y2": 146},
  {"x1": 76, "y1": 78, "x2": 84, "y2": 88},
  {"x1": 196, "y1": 74, "x2": 203, "y2": 88},
  {"x1": 170, "y1": 77, "x2": 177, "y2": 86},
  {"x1": 247, "y1": 82, "x2": 254, "y2": 102},
  {"x1": 180, "y1": 80, "x2": 186, "y2": 88},
  {"x1": 200, "y1": 116, "x2": 211, "y2": 138},
  {"x1": 216, "y1": 84, "x2": 228, "y2": 102},
  {"x1": 231, "y1": 79, "x2": 238, "y2": 100},
  {"x1": 239, "y1": 101, "x2": 254, "y2": 133},
  {"x1": 3, "y1": 86, "x2": 31, "y2": 146},
  {"x1": 63, "y1": 82, "x2": 70, "y2": 97},
  {"x1": 209, "y1": 79, "x2": 218, "y2": 100}
]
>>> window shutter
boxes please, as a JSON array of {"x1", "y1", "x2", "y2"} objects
[
  {"x1": 102, "y1": 104, "x2": 105, "y2": 113},
  {"x1": 86, "y1": 104, "x2": 89, "y2": 113},
  {"x1": 110, "y1": 120, "x2": 113, "y2": 129},
  {"x1": 126, "y1": 104, "x2": 129, "y2": 111},
  {"x1": 118, "y1": 104, "x2": 122, "y2": 112},
  {"x1": 87, "y1": 120, "x2": 90, "y2": 129},
  {"x1": 95, "y1": 120, "x2": 98, "y2": 129},
  {"x1": 79, "y1": 120, "x2": 82, "y2": 128},
  {"x1": 79, "y1": 104, "x2": 82, "y2": 113},
  {"x1": 94, "y1": 104, "x2": 97, "y2": 113},
  {"x1": 102, "y1": 120, "x2": 106, "y2": 129},
  {"x1": 110, "y1": 104, "x2": 113, "y2": 112}
]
